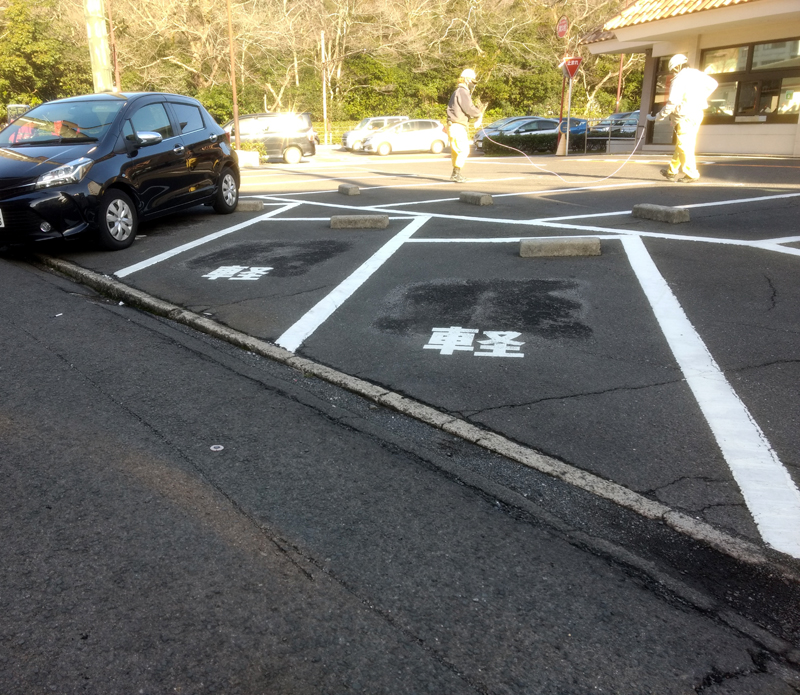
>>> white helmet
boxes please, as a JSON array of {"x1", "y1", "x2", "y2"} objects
[
  {"x1": 668, "y1": 54, "x2": 688, "y2": 71},
  {"x1": 460, "y1": 68, "x2": 477, "y2": 82}
]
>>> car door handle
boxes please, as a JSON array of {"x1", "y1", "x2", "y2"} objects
[{"x1": 173, "y1": 144, "x2": 186, "y2": 155}]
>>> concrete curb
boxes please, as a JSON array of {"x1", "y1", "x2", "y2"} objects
[
  {"x1": 520, "y1": 237, "x2": 602, "y2": 257},
  {"x1": 632, "y1": 203, "x2": 690, "y2": 223},
  {"x1": 338, "y1": 184, "x2": 360, "y2": 196},
  {"x1": 330, "y1": 215, "x2": 389, "y2": 229},
  {"x1": 34, "y1": 255, "x2": 800, "y2": 584}
]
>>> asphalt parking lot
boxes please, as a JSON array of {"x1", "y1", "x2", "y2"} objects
[{"x1": 39, "y1": 148, "x2": 800, "y2": 562}]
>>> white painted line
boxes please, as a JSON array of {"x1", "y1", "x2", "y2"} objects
[
  {"x1": 374, "y1": 180, "x2": 656, "y2": 208},
  {"x1": 753, "y1": 244, "x2": 800, "y2": 257},
  {"x1": 276, "y1": 216, "x2": 430, "y2": 352},
  {"x1": 680, "y1": 192, "x2": 800, "y2": 209},
  {"x1": 407, "y1": 234, "x2": 622, "y2": 243},
  {"x1": 114, "y1": 204, "x2": 299, "y2": 278},
  {"x1": 621, "y1": 235, "x2": 800, "y2": 557}
]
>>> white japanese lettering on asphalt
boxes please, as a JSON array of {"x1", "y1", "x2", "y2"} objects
[
  {"x1": 203, "y1": 266, "x2": 273, "y2": 280},
  {"x1": 423, "y1": 328, "x2": 525, "y2": 357}
]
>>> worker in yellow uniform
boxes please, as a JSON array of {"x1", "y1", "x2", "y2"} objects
[
  {"x1": 648, "y1": 54, "x2": 718, "y2": 183},
  {"x1": 446, "y1": 68, "x2": 482, "y2": 183}
]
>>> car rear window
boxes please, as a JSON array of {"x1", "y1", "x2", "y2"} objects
[
  {"x1": 171, "y1": 103, "x2": 204, "y2": 134},
  {"x1": 0, "y1": 100, "x2": 125, "y2": 145}
]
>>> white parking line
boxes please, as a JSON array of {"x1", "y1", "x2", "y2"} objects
[
  {"x1": 114, "y1": 204, "x2": 299, "y2": 278},
  {"x1": 276, "y1": 216, "x2": 430, "y2": 352},
  {"x1": 621, "y1": 235, "x2": 800, "y2": 557}
]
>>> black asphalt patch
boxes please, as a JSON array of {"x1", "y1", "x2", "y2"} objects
[
  {"x1": 185, "y1": 239, "x2": 353, "y2": 277},
  {"x1": 373, "y1": 278, "x2": 591, "y2": 340}
]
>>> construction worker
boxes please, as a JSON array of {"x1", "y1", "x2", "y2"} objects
[
  {"x1": 446, "y1": 68, "x2": 482, "y2": 183},
  {"x1": 647, "y1": 54, "x2": 718, "y2": 183}
]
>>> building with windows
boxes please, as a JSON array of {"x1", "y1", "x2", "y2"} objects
[{"x1": 582, "y1": 0, "x2": 800, "y2": 155}]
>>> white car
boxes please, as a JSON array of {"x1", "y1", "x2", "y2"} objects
[
  {"x1": 342, "y1": 116, "x2": 408, "y2": 151},
  {"x1": 363, "y1": 119, "x2": 449, "y2": 156}
]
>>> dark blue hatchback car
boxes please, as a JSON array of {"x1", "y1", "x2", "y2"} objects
[{"x1": 0, "y1": 92, "x2": 239, "y2": 250}]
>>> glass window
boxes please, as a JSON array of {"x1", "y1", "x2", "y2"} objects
[
  {"x1": 171, "y1": 103, "x2": 204, "y2": 134},
  {"x1": 752, "y1": 40, "x2": 800, "y2": 71},
  {"x1": 237, "y1": 118, "x2": 264, "y2": 136},
  {"x1": 0, "y1": 100, "x2": 124, "y2": 145},
  {"x1": 702, "y1": 46, "x2": 749, "y2": 74},
  {"x1": 737, "y1": 82, "x2": 759, "y2": 115},
  {"x1": 778, "y1": 77, "x2": 800, "y2": 113},
  {"x1": 758, "y1": 79, "x2": 783, "y2": 113},
  {"x1": 131, "y1": 103, "x2": 174, "y2": 139},
  {"x1": 706, "y1": 82, "x2": 737, "y2": 115}
]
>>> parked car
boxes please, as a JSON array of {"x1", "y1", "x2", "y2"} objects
[
  {"x1": 473, "y1": 116, "x2": 532, "y2": 149},
  {"x1": 587, "y1": 110, "x2": 640, "y2": 139},
  {"x1": 558, "y1": 117, "x2": 588, "y2": 135},
  {"x1": 502, "y1": 117, "x2": 560, "y2": 137},
  {"x1": 0, "y1": 92, "x2": 239, "y2": 251},
  {"x1": 222, "y1": 112, "x2": 316, "y2": 164},
  {"x1": 362, "y1": 119, "x2": 448, "y2": 156},
  {"x1": 342, "y1": 116, "x2": 408, "y2": 151}
]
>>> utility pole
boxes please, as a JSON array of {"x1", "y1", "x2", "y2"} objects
[
  {"x1": 226, "y1": 0, "x2": 240, "y2": 149},
  {"x1": 321, "y1": 31, "x2": 328, "y2": 146},
  {"x1": 106, "y1": 0, "x2": 121, "y2": 91},
  {"x1": 83, "y1": 0, "x2": 114, "y2": 93}
]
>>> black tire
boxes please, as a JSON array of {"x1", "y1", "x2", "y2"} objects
[
  {"x1": 376, "y1": 142, "x2": 391, "y2": 156},
  {"x1": 351, "y1": 140, "x2": 362, "y2": 151},
  {"x1": 97, "y1": 189, "x2": 137, "y2": 250},
  {"x1": 283, "y1": 146, "x2": 302, "y2": 164},
  {"x1": 213, "y1": 168, "x2": 238, "y2": 214},
  {"x1": 430, "y1": 139, "x2": 445, "y2": 154}
]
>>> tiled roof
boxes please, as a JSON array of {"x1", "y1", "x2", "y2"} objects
[
  {"x1": 604, "y1": 0, "x2": 762, "y2": 30},
  {"x1": 581, "y1": 27, "x2": 618, "y2": 44}
]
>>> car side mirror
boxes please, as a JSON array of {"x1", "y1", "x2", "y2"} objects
[{"x1": 136, "y1": 131, "x2": 163, "y2": 146}]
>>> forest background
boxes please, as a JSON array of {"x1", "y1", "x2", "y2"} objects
[{"x1": 0, "y1": 0, "x2": 643, "y2": 132}]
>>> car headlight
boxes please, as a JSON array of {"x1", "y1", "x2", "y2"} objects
[{"x1": 35, "y1": 158, "x2": 94, "y2": 190}]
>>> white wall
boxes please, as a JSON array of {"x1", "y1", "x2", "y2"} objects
[{"x1": 698, "y1": 124, "x2": 800, "y2": 156}]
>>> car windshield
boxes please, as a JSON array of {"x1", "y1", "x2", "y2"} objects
[
  {"x1": 356, "y1": 118, "x2": 371, "y2": 129},
  {"x1": 0, "y1": 100, "x2": 124, "y2": 146}
]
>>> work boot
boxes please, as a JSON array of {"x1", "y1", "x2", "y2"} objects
[
  {"x1": 660, "y1": 168, "x2": 678, "y2": 181},
  {"x1": 678, "y1": 176, "x2": 699, "y2": 183},
  {"x1": 451, "y1": 168, "x2": 467, "y2": 183}
]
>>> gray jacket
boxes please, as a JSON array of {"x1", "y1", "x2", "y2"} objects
[{"x1": 446, "y1": 83, "x2": 481, "y2": 126}]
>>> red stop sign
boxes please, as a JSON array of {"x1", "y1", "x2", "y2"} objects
[
  {"x1": 564, "y1": 56, "x2": 582, "y2": 79},
  {"x1": 557, "y1": 16, "x2": 569, "y2": 38}
]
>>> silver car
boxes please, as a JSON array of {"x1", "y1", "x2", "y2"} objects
[
  {"x1": 363, "y1": 119, "x2": 449, "y2": 156},
  {"x1": 342, "y1": 116, "x2": 408, "y2": 151}
]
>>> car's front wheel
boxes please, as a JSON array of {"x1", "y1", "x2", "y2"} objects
[
  {"x1": 97, "y1": 189, "x2": 137, "y2": 250},
  {"x1": 430, "y1": 139, "x2": 445, "y2": 154},
  {"x1": 351, "y1": 140, "x2": 363, "y2": 151},
  {"x1": 283, "y1": 146, "x2": 302, "y2": 164},
  {"x1": 376, "y1": 142, "x2": 391, "y2": 156},
  {"x1": 213, "y1": 168, "x2": 238, "y2": 214}
]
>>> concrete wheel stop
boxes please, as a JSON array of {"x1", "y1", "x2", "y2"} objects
[
  {"x1": 338, "y1": 184, "x2": 360, "y2": 196},
  {"x1": 520, "y1": 237, "x2": 602, "y2": 257},
  {"x1": 236, "y1": 199, "x2": 264, "y2": 212},
  {"x1": 459, "y1": 191, "x2": 493, "y2": 206},
  {"x1": 632, "y1": 203, "x2": 690, "y2": 223},
  {"x1": 330, "y1": 215, "x2": 390, "y2": 229}
]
